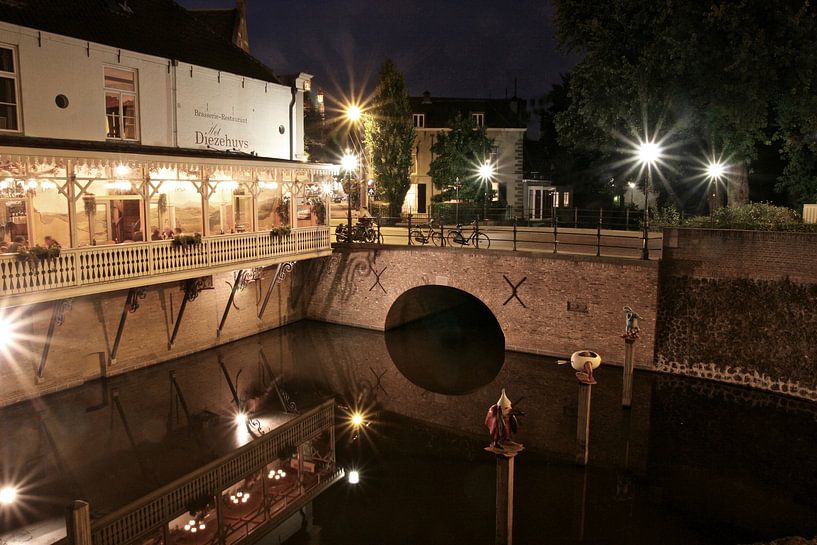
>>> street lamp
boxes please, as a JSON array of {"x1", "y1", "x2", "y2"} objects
[
  {"x1": 344, "y1": 104, "x2": 364, "y2": 219},
  {"x1": 637, "y1": 140, "x2": 661, "y2": 260},
  {"x1": 341, "y1": 151, "x2": 358, "y2": 242},
  {"x1": 705, "y1": 159, "x2": 727, "y2": 217},
  {"x1": 477, "y1": 161, "x2": 495, "y2": 222},
  {"x1": 627, "y1": 182, "x2": 636, "y2": 207},
  {"x1": 454, "y1": 176, "x2": 461, "y2": 224}
]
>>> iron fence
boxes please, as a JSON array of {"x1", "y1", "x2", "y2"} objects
[{"x1": 334, "y1": 214, "x2": 662, "y2": 260}]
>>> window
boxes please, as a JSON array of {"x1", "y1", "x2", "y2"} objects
[
  {"x1": 471, "y1": 112, "x2": 484, "y2": 127},
  {"x1": 552, "y1": 191, "x2": 560, "y2": 207},
  {"x1": 104, "y1": 67, "x2": 139, "y2": 140},
  {"x1": 0, "y1": 45, "x2": 20, "y2": 131},
  {"x1": 563, "y1": 192, "x2": 570, "y2": 207},
  {"x1": 413, "y1": 113, "x2": 425, "y2": 128}
]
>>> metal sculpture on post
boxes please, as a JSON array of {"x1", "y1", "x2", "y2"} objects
[
  {"x1": 484, "y1": 389, "x2": 524, "y2": 545},
  {"x1": 568, "y1": 350, "x2": 601, "y2": 466},
  {"x1": 621, "y1": 306, "x2": 642, "y2": 408}
]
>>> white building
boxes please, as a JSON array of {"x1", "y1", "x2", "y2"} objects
[
  {"x1": 0, "y1": 0, "x2": 334, "y2": 252},
  {"x1": 406, "y1": 93, "x2": 526, "y2": 217}
]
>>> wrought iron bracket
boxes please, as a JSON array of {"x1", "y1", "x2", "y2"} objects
[
  {"x1": 110, "y1": 287, "x2": 147, "y2": 365},
  {"x1": 36, "y1": 298, "x2": 72, "y2": 383},
  {"x1": 258, "y1": 261, "x2": 295, "y2": 319},
  {"x1": 169, "y1": 277, "x2": 212, "y2": 349}
]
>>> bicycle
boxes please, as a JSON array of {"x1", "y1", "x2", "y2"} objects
[
  {"x1": 446, "y1": 221, "x2": 490, "y2": 249},
  {"x1": 409, "y1": 218, "x2": 444, "y2": 246},
  {"x1": 335, "y1": 217, "x2": 381, "y2": 243}
]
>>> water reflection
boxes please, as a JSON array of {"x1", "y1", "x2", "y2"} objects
[
  {"x1": 1, "y1": 320, "x2": 816, "y2": 545},
  {"x1": 384, "y1": 285, "x2": 505, "y2": 395}
]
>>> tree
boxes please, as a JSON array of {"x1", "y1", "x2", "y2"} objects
[
  {"x1": 363, "y1": 60, "x2": 415, "y2": 218},
  {"x1": 553, "y1": 0, "x2": 817, "y2": 207},
  {"x1": 428, "y1": 114, "x2": 496, "y2": 203}
]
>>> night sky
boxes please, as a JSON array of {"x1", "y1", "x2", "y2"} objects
[{"x1": 177, "y1": 0, "x2": 576, "y2": 104}]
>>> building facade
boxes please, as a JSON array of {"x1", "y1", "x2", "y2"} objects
[
  {"x1": 406, "y1": 93, "x2": 526, "y2": 216},
  {"x1": 0, "y1": 1, "x2": 335, "y2": 306}
]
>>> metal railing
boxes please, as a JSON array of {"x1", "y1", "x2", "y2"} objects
[
  {"x1": 80, "y1": 400, "x2": 338, "y2": 545},
  {"x1": 424, "y1": 205, "x2": 649, "y2": 231},
  {"x1": 336, "y1": 215, "x2": 661, "y2": 260},
  {"x1": 0, "y1": 226, "x2": 331, "y2": 300}
]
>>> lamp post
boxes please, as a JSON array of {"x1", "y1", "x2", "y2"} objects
[
  {"x1": 478, "y1": 161, "x2": 495, "y2": 222},
  {"x1": 627, "y1": 182, "x2": 635, "y2": 207},
  {"x1": 341, "y1": 152, "x2": 357, "y2": 242},
  {"x1": 706, "y1": 160, "x2": 726, "y2": 218},
  {"x1": 454, "y1": 176, "x2": 461, "y2": 224},
  {"x1": 345, "y1": 104, "x2": 365, "y2": 210},
  {"x1": 637, "y1": 141, "x2": 661, "y2": 260}
]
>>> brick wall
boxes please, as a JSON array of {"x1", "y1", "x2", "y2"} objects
[
  {"x1": 0, "y1": 267, "x2": 306, "y2": 407},
  {"x1": 663, "y1": 228, "x2": 817, "y2": 284},
  {"x1": 657, "y1": 228, "x2": 817, "y2": 401},
  {"x1": 301, "y1": 246, "x2": 659, "y2": 366}
]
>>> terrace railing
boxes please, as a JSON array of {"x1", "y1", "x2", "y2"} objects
[
  {"x1": 75, "y1": 400, "x2": 339, "y2": 545},
  {"x1": 0, "y1": 226, "x2": 330, "y2": 302}
]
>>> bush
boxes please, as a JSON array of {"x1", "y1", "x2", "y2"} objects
[
  {"x1": 651, "y1": 204, "x2": 683, "y2": 230},
  {"x1": 686, "y1": 203, "x2": 817, "y2": 232}
]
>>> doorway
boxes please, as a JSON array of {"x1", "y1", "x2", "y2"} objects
[
  {"x1": 417, "y1": 184, "x2": 427, "y2": 214},
  {"x1": 528, "y1": 187, "x2": 545, "y2": 220}
]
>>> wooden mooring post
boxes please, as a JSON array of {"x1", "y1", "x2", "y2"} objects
[
  {"x1": 622, "y1": 338, "x2": 635, "y2": 408},
  {"x1": 495, "y1": 453, "x2": 517, "y2": 545},
  {"x1": 576, "y1": 381, "x2": 592, "y2": 466}
]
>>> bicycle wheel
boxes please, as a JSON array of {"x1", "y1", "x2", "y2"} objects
[
  {"x1": 409, "y1": 229, "x2": 427, "y2": 245},
  {"x1": 365, "y1": 228, "x2": 377, "y2": 243},
  {"x1": 431, "y1": 231, "x2": 444, "y2": 246},
  {"x1": 447, "y1": 231, "x2": 463, "y2": 247},
  {"x1": 335, "y1": 227, "x2": 346, "y2": 243},
  {"x1": 474, "y1": 232, "x2": 491, "y2": 249}
]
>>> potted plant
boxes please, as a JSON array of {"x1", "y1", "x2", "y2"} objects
[
  {"x1": 171, "y1": 232, "x2": 202, "y2": 249},
  {"x1": 270, "y1": 225, "x2": 292, "y2": 238}
]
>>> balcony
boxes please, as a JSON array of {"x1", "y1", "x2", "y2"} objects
[{"x1": 0, "y1": 226, "x2": 330, "y2": 307}]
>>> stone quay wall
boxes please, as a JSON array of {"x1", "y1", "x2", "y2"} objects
[
  {"x1": 656, "y1": 228, "x2": 817, "y2": 401},
  {"x1": 301, "y1": 246, "x2": 659, "y2": 367},
  {"x1": 0, "y1": 267, "x2": 308, "y2": 407}
]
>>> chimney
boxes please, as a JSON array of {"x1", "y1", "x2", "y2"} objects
[
  {"x1": 234, "y1": 0, "x2": 250, "y2": 53},
  {"x1": 422, "y1": 90, "x2": 432, "y2": 104}
]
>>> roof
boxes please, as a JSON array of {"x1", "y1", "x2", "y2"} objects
[
  {"x1": 409, "y1": 94, "x2": 527, "y2": 129},
  {"x1": 191, "y1": 8, "x2": 237, "y2": 44},
  {"x1": 0, "y1": 0, "x2": 280, "y2": 84},
  {"x1": 0, "y1": 134, "x2": 325, "y2": 165}
]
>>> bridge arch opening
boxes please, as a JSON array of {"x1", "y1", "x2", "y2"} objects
[{"x1": 384, "y1": 285, "x2": 505, "y2": 395}]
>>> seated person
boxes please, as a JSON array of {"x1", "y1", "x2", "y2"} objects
[
  {"x1": 44, "y1": 235, "x2": 61, "y2": 249},
  {"x1": 132, "y1": 230, "x2": 144, "y2": 242},
  {"x1": 8, "y1": 235, "x2": 27, "y2": 253},
  {"x1": 150, "y1": 228, "x2": 161, "y2": 241}
]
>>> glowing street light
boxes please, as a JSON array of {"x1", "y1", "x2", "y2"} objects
[
  {"x1": 347, "y1": 470, "x2": 360, "y2": 484},
  {"x1": 235, "y1": 412, "x2": 248, "y2": 427},
  {"x1": 637, "y1": 139, "x2": 663, "y2": 260},
  {"x1": 477, "y1": 161, "x2": 495, "y2": 224},
  {"x1": 705, "y1": 159, "x2": 728, "y2": 216},
  {"x1": 345, "y1": 104, "x2": 362, "y2": 123},
  {"x1": 350, "y1": 412, "x2": 364, "y2": 427},
  {"x1": 0, "y1": 485, "x2": 17, "y2": 505},
  {"x1": 706, "y1": 161, "x2": 726, "y2": 181}
]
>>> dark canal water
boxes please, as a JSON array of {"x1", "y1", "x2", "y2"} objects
[{"x1": 2, "y1": 316, "x2": 817, "y2": 545}]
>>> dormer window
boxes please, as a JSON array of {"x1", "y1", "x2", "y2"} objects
[
  {"x1": 413, "y1": 113, "x2": 425, "y2": 128},
  {"x1": 471, "y1": 112, "x2": 484, "y2": 128}
]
